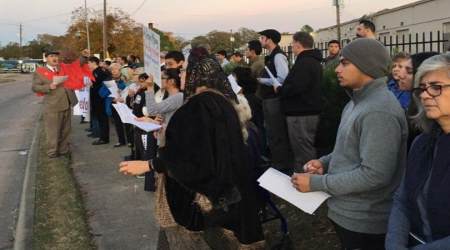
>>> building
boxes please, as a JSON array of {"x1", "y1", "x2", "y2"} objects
[{"x1": 313, "y1": 0, "x2": 450, "y2": 54}]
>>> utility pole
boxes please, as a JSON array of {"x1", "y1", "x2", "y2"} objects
[
  {"x1": 335, "y1": 0, "x2": 342, "y2": 44},
  {"x1": 102, "y1": 0, "x2": 107, "y2": 59},
  {"x1": 85, "y1": 0, "x2": 91, "y2": 52},
  {"x1": 19, "y1": 23, "x2": 23, "y2": 58}
]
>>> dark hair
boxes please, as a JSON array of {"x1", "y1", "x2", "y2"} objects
[
  {"x1": 165, "y1": 51, "x2": 185, "y2": 63},
  {"x1": 164, "y1": 68, "x2": 181, "y2": 89},
  {"x1": 293, "y1": 31, "x2": 314, "y2": 48},
  {"x1": 248, "y1": 40, "x2": 262, "y2": 55},
  {"x1": 104, "y1": 60, "x2": 112, "y2": 66},
  {"x1": 233, "y1": 66, "x2": 258, "y2": 94},
  {"x1": 120, "y1": 56, "x2": 127, "y2": 62},
  {"x1": 216, "y1": 50, "x2": 227, "y2": 58},
  {"x1": 128, "y1": 54, "x2": 137, "y2": 64},
  {"x1": 359, "y1": 19, "x2": 376, "y2": 32},
  {"x1": 138, "y1": 73, "x2": 149, "y2": 80},
  {"x1": 392, "y1": 52, "x2": 411, "y2": 62},
  {"x1": 232, "y1": 52, "x2": 243, "y2": 57},
  {"x1": 411, "y1": 51, "x2": 440, "y2": 74},
  {"x1": 88, "y1": 56, "x2": 100, "y2": 65},
  {"x1": 328, "y1": 39, "x2": 341, "y2": 48}
]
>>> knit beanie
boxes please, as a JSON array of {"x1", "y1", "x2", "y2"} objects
[{"x1": 341, "y1": 38, "x2": 391, "y2": 79}]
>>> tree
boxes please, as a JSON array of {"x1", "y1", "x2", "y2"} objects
[
  {"x1": 235, "y1": 28, "x2": 260, "y2": 48},
  {"x1": 189, "y1": 28, "x2": 260, "y2": 53},
  {"x1": 190, "y1": 35, "x2": 209, "y2": 48},
  {"x1": 300, "y1": 25, "x2": 314, "y2": 34},
  {"x1": 0, "y1": 42, "x2": 21, "y2": 59}
]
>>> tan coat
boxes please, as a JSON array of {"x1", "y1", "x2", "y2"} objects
[{"x1": 31, "y1": 66, "x2": 78, "y2": 112}]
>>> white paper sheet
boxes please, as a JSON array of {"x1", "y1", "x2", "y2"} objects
[
  {"x1": 53, "y1": 75, "x2": 68, "y2": 85},
  {"x1": 258, "y1": 168, "x2": 331, "y2": 215},
  {"x1": 104, "y1": 80, "x2": 119, "y2": 98},
  {"x1": 112, "y1": 103, "x2": 162, "y2": 132},
  {"x1": 264, "y1": 66, "x2": 281, "y2": 86},
  {"x1": 227, "y1": 75, "x2": 242, "y2": 94},
  {"x1": 120, "y1": 83, "x2": 139, "y2": 100}
]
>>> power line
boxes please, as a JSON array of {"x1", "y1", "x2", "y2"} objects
[
  {"x1": 20, "y1": 1, "x2": 103, "y2": 24},
  {"x1": 131, "y1": 0, "x2": 149, "y2": 16}
]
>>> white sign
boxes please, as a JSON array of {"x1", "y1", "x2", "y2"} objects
[
  {"x1": 258, "y1": 168, "x2": 331, "y2": 215},
  {"x1": 73, "y1": 88, "x2": 90, "y2": 121},
  {"x1": 143, "y1": 26, "x2": 161, "y2": 87}
]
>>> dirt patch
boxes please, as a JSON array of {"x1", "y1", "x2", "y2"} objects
[{"x1": 263, "y1": 196, "x2": 340, "y2": 249}]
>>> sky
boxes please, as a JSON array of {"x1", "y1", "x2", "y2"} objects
[{"x1": 0, "y1": 0, "x2": 418, "y2": 46}]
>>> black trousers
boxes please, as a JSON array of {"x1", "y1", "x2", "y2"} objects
[
  {"x1": 332, "y1": 220, "x2": 386, "y2": 250},
  {"x1": 95, "y1": 110, "x2": 110, "y2": 142},
  {"x1": 134, "y1": 127, "x2": 157, "y2": 191},
  {"x1": 111, "y1": 108, "x2": 126, "y2": 144}
]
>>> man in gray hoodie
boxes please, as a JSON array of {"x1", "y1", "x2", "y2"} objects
[{"x1": 291, "y1": 38, "x2": 408, "y2": 250}]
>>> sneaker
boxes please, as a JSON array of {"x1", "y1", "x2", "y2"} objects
[{"x1": 136, "y1": 174, "x2": 145, "y2": 179}]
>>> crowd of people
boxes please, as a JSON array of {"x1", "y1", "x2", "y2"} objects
[{"x1": 32, "y1": 18, "x2": 450, "y2": 250}]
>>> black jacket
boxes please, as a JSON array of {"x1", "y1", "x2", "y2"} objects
[
  {"x1": 91, "y1": 67, "x2": 112, "y2": 114},
  {"x1": 277, "y1": 49, "x2": 323, "y2": 116},
  {"x1": 152, "y1": 91, "x2": 264, "y2": 244}
]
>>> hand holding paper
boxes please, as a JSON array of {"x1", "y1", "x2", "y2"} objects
[
  {"x1": 227, "y1": 75, "x2": 242, "y2": 94},
  {"x1": 258, "y1": 168, "x2": 330, "y2": 214},
  {"x1": 112, "y1": 103, "x2": 162, "y2": 132},
  {"x1": 53, "y1": 75, "x2": 68, "y2": 85},
  {"x1": 104, "y1": 80, "x2": 119, "y2": 98},
  {"x1": 264, "y1": 66, "x2": 282, "y2": 88}
]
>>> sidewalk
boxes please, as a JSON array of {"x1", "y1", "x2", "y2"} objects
[{"x1": 70, "y1": 119, "x2": 159, "y2": 250}]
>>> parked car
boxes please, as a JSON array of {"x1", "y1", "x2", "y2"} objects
[
  {"x1": 0, "y1": 60, "x2": 20, "y2": 73},
  {"x1": 20, "y1": 59, "x2": 44, "y2": 73}
]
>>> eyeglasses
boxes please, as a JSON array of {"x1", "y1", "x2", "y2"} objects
[{"x1": 413, "y1": 83, "x2": 450, "y2": 97}]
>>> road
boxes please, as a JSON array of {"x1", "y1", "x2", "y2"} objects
[{"x1": 0, "y1": 74, "x2": 41, "y2": 250}]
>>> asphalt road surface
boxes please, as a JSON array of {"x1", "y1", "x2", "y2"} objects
[{"x1": 0, "y1": 74, "x2": 41, "y2": 250}]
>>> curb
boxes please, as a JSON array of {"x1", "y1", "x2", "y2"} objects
[{"x1": 13, "y1": 112, "x2": 42, "y2": 250}]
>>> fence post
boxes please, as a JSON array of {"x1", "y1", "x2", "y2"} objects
[
  {"x1": 422, "y1": 32, "x2": 426, "y2": 52},
  {"x1": 402, "y1": 34, "x2": 406, "y2": 52},
  {"x1": 416, "y1": 33, "x2": 419, "y2": 53},
  {"x1": 408, "y1": 33, "x2": 412, "y2": 53},
  {"x1": 437, "y1": 30, "x2": 441, "y2": 53},
  {"x1": 430, "y1": 31, "x2": 433, "y2": 51}
]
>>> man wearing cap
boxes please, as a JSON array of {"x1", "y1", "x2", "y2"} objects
[
  {"x1": 291, "y1": 38, "x2": 408, "y2": 249},
  {"x1": 32, "y1": 51, "x2": 78, "y2": 158},
  {"x1": 258, "y1": 29, "x2": 293, "y2": 171}
]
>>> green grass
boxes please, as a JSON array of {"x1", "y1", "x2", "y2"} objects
[{"x1": 32, "y1": 127, "x2": 95, "y2": 250}]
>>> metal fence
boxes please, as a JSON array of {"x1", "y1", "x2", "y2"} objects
[{"x1": 314, "y1": 31, "x2": 450, "y2": 59}]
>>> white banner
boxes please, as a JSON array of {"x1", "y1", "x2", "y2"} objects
[
  {"x1": 143, "y1": 26, "x2": 161, "y2": 87},
  {"x1": 73, "y1": 76, "x2": 91, "y2": 121}
]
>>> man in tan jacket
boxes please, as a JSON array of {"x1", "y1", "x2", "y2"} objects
[{"x1": 32, "y1": 51, "x2": 78, "y2": 157}]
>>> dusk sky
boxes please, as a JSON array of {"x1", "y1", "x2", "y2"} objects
[{"x1": 0, "y1": 0, "x2": 418, "y2": 46}]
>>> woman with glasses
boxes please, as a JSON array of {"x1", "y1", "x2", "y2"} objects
[{"x1": 386, "y1": 53, "x2": 450, "y2": 249}]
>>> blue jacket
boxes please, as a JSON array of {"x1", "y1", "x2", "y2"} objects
[
  {"x1": 387, "y1": 78, "x2": 411, "y2": 111},
  {"x1": 98, "y1": 80, "x2": 126, "y2": 117},
  {"x1": 386, "y1": 127, "x2": 450, "y2": 249}
]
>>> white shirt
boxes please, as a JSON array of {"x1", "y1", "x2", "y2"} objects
[{"x1": 46, "y1": 64, "x2": 58, "y2": 73}]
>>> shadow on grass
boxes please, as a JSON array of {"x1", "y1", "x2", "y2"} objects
[{"x1": 32, "y1": 127, "x2": 95, "y2": 250}]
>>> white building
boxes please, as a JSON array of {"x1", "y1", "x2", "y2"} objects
[{"x1": 313, "y1": 0, "x2": 450, "y2": 54}]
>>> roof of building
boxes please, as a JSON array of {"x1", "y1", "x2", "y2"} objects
[{"x1": 315, "y1": 0, "x2": 435, "y2": 32}]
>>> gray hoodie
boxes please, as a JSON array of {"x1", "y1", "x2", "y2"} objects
[{"x1": 310, "y1": 77, "x2": 408, "y2": 234}]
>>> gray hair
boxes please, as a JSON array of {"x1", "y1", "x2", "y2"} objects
[{"x1": 411, "y1": 53, "x2": 450, "y2": 132}]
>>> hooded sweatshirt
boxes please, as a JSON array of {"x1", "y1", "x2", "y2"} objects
[{"x1": 277, "y1": 49, "x2": 323, "y2": 116}]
